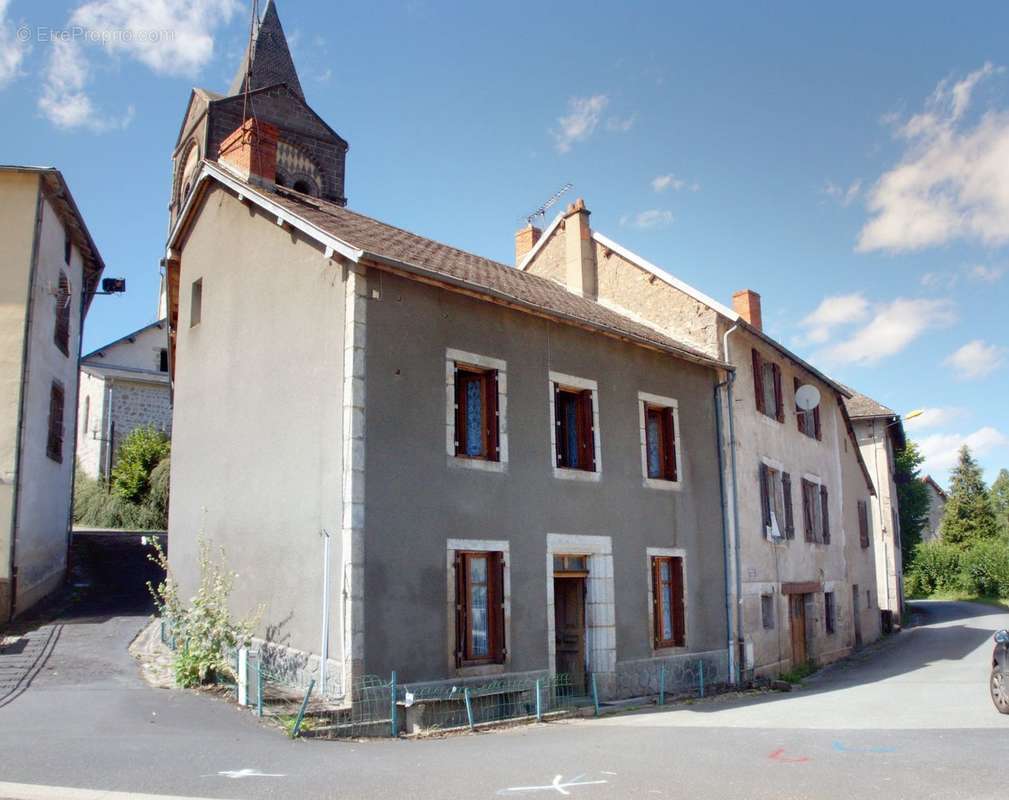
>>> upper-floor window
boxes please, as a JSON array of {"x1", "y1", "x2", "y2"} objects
[
  {"x1": 751, "y1": 349, "x2": 783, "y2": 422},
  {"x1": 454, "y1": 365, "x2": 499, "y2": 461},
  {"x1": 54, "y1": 271, "x2": 71, "y2": 357},
  {"x1": 159, "y1": 349, "x2": 169, "y2": 373},
  {"x1": 550, "y1": 372, "x2": 599, "y2": 477},
  {"x1": 801, "y1": 478, "x2": 830, "y2": 544},
  {"x1": 46, "y1": 381, "x2": 65, "y2": 463},
  {"x1": 190, "y1": 278, "x2": 203, "y2": 327},
  {"x1": 759, "y1": 462, "x2": 794, "y2": 539},
  {"x1": 794, "y1": 377, "x2": 821, "y2": 440},
  {"x1": 638, "y1": 392, "x2": 680, "y2": 487},
  {"x1": 857, "y1": 499, "x2": 871, "y2": 548}
]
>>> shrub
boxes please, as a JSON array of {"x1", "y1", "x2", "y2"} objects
[
  {"x1": 74, "y1": 464, "x2": 168, "y2": 530},
  {"x1": 904, "y1": 540, "x2": 963, "y2": 596},
  {"x1": 959, "y1": 539, "x2": 1009, "y2": 598},
  {"x1": 111, "y1": 426, "x2": 170, "y2": 504}
]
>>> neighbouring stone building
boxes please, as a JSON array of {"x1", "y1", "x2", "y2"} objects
[
  {"x1": 77, "y1": 319, "x2": 172, "y2": 481},
  {"x1": 921, "y1": 475, "x2": 947, "y2": 544},
  {"x1": 164, "y1": 1, "x2": 733, "y2": 704},
  {"x1": 519, "y1": 211, "x2": 883, "y2": 677},
  {"x1": 0, "y1": 166, "x2": 104, "y2": 619}
]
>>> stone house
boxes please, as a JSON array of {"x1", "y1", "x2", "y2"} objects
[
  {"x1": 0, "y1": 166, "x2": 105, "y2": 619},
  {"x1": 921, "y1": 475, "x2": 947, "y2": 544},
  {"x1": 844, "y1": 390, "x2": 906, "y2": 626},
  {"x1": 519, "y1": 212, "x2": 881, "y2": 676},
  {"x1": 76, "y1": 320, "x2": 172, "y2": 481},
  {"x1": 163, "y1": 2, "x2": 732, "y2": 702}
]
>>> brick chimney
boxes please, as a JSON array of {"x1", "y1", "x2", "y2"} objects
[
  {"x1": 732, "y1": 289, "x2": 762, "y2": 331},
  {"x1": 218, "y1": 119, "x2": 279, "y2": 189},
  {"x1": 563, "y1": 198, "x2": 596, "y2": 299},
  {"x1": 515, "y1": 224, "x2": 541, "y2": 265}
]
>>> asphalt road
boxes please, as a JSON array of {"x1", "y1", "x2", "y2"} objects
[{"x1": 0, "y1": 552, "x2": 1006, "y2": 800}]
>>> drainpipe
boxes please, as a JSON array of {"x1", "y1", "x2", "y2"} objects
[
  {"x1": 713, "y1": 376, "x2": 736, "y2": 685},
  {"x1": 722, "y1": 323, "x2": 743, "y2": 683},
  {"x1": 319, "y1": 528, "x2": 331, "y2": 697}
]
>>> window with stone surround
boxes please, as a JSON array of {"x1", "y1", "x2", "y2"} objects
[
  {"x1": 824, "y1": 591, "x2": 836, "y2": 634},
  {"x1": 550, "y1": 372, "x2": 600, "y2": 478},
  {"x1": 446, "y1": 349, "x2": 507, "y2": 472},
  {"x1": 453, "y1": 550, "x2": 506, "y2": 667},
  {"x1": 802, "y1": 478, "x2": 830, "y2": 544},
  {"x1": 761, "y1": 594, "x2": 775, "y2": 629},
  {"x1": 651, "y1": 555, "x2": 685, "y2": 648},
  {"x1": 759, "y1": 461, "x2": 794, "y2": 540},
  {"x1": 638, "y1": 392, "x2": 680, "y2": 488},
  {"x1": 752, "y1": 348, "x2": 783, "y2": 422}
]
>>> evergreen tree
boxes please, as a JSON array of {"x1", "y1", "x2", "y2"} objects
[
  {"x1": 940, "y1": 446, "x2": 999, "y2": 546},
  {"x1": 991, "y1": 468, "x2": 1009, "y2": 536},
  {"x1": 894, "y1": 440, "x2": 929, "y2": 565}
]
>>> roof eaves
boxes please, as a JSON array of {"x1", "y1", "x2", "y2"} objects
[{"x1": 81, "y1": 319, "x2": 166, "y2": 361}]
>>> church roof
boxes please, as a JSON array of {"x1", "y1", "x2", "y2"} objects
[{"x1": 228, "y1": 0, "x2": 304, "y2": 101}]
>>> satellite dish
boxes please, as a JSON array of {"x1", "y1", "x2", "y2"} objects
[{"x1": 795, "y1": 384, "x2": 821, "y2": 411}]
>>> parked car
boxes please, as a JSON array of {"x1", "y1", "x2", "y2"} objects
[{"x1": 992, "y1": 630, "x2": 1009, "y2": 714}]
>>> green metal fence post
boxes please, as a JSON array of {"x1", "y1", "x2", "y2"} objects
[
  {"x1": 257, "y1": 658, "x2": 264, "y2": 718},
  {"x1": 699, "y1": 660, "x2": 705, "y2": 698},
  {"x1": 291, "y1": 678, "x2": 315, "y2": 738},
  {"x1": 464, "y1": 687, "x2": 475, "y2": 730},
  {"x1": 659, "y1": 664, "x2": 666, "y2": 706},
  {"x1": 535, "y1": 679, "x2": 542, "y2": 722},
  {"x1": 390, "y1": 671, "x2": 398, "y2": 738},
  {"x1": 591, "y1": 673, "x2": 600, "y2": 717}
]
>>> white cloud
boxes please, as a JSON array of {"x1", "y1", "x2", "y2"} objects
[
  {"x1": 967, "y1": 264, "x2": 1004, "y2": 283},
  {"x1": 798, "y1": 293, "x2": 870, "y2": 344},
  {"x1": 823, "y1": 178, "x2": 862, "y2": 207},
  {"x1": 606, "y1": 113, "x2": 636, "y2": 132},
  {"x1": 820, "y1": 297, "x2": 955, "y2": 364},
  {"x1": 858, "y1": 62, "x2": 1009, "y2": 252},
  {"x1": 918, "y1": 426, "x2": 1009, "y2": 477},
  {"x1": 943, "y1": 339, "x2": 1005, "y2": 380},
  {"x1": 920, "y1": 271, "x2": 959, "y2": 290},
  {"x1": 904, "y1": 407, "x2": 966, "y2": 432},
  {"x1": 651, "y1": 173, "x2": 699, "y2": 193},
  {"x1": 38, "y1": 0, "x2": 238, "y2": 131},
  {"x1": 619, "y1": 209, "x2": 674, "y2": 230},
  {"x1": 0, "y1": 0, "x2": 30, "y2": 88},
  {"x1": 552, "y1": 94, "x2": 608, "y2": 153}
]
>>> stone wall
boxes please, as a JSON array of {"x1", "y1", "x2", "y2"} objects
[{"x1": 109, "y1": 380, "x2": 172, "y2": 459}]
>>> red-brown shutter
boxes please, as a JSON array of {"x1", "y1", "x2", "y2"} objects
[
  {"x1": 794, "y1": 377, "x2": 804, "y2": 433},
  {"x1": 491, "y1": 552, "x2": 506, "y2": 663},
  {"x1": 759, "y1": 463, "x2": 771, "y2": 535},
  {"x1": 651, "y1": 558, "x2": 662, "y2": 647},
  {"x1": 581, "y1": 389, "x2": 596, "y2": 470},
  {"x1": 821, "y1": 485, "x2": 830, "y2": 544},
  {"x1": 813, "y1": 406, "x2": 822, "y2": 441},
  {"x1": 453, "y1": 367, "x2": 464, "y2": 456},
  {"x1": 553, "y1": 384, "x2": 564, "y2": 466},
  {"x1": 782, "y1": 472, "x2": 795, "y2": 539},
  {"x1": 671, "y1": 557, "x2": 686, "y2": 647},
  {"x1": 772, "y1": 363, "x2": 784, "y2": 423},
  {"x1": 751, "y1": 349, "x2": 765, "y2": 414},
  {"x1": 662, "y1": 407, "x2": 677, "y2": 481},
  {"x1": 486, "y1": 370, "x2": 499, "y2": 461},
  {"x1": 802, "y1": 480, "x2": 813, "y2": 542},
  {"x1": 453, "y1": 551, "x2": 467, "y2": 667}
]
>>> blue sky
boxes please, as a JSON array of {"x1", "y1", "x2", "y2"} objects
[{"x1": 2, "y1": 0, "x2": 1007, "y2": 483}]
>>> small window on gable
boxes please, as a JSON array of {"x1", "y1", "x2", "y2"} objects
[
  {"x1": 858, "y1": 499, "x2": 871, "y2": 548},
  {"x1": 794, "y1": 377, "x2": 821, "y2": 440},
  {"x1": 159, "y1": 349, "x2": 169, "y2": 373},
  {"x1": 824, "y1": 591, "x2": 836, "y2": 634},
  {"x1": 64, "y1": 232, "x2": 73, "y2": 265},
  {"x1": 53, "y1": 271, "x2": 71, "y2": 357},
  {"x1": 751, "y1": 349, "x2": 783, "y2": 422},
  {"x1": 761, "y1": 594, "x2": 775, "y2": 629},
  {"x1": 454, "y1": 364, "x2": 499, "y2": 461},
  {"x1": 190, "y1": 278, "x2": 203, "y2": 327},
  {"x1": 651, "y1": 555, "x2": 686, "y2": 648},
  {"x1": 759, "y1": 463, "x2": 794, "y2": 540},
  {"x1": 453, "y1": 550, "x2": 506, "y2": 667},
  {"x1": 554, "y1": 385, "x2": 595, "y2": 471},
  {"x1": 46, "y1": 381, "x2": 65, "y2": 463},
  {"x1": 644, "y1": 403, "x2": 678, "y2": 482},
  {"x1": 802, "y1": 479, "x2": 830, "y2": 544}
]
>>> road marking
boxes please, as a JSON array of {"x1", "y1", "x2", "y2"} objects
[
  {"x1": 211, "y1": 769, "x2": 285, "y2": 779},
  {"x1": 832, "y1": 740, "x2": 896, "y2": 754},
  {"x1": 768, "y1": 747, "x2": 810, "y2": 763},
  {"x1": 499, "y1": 774, "x2": 608, "y2": 795},
  {"x1": 0, "y1": 781, "x2": 223, "y2": 800}
]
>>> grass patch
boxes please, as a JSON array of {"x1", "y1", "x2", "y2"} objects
[
  {"x1": 778, "y1": 661, "x2": 817, "y2": 684},
  {"x1": 909, "y1": 592, "x2": 1009, "y2": 609}
]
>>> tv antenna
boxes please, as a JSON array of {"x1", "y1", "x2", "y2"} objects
[{"x1": 522, "y1": 183, "x2": 573, "y2": 227}]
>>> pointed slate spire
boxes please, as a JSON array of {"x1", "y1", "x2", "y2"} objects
[{"x1": 229, "y1": 0, "x2": 304, "y2": 100}]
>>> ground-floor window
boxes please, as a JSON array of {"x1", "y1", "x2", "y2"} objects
[
  {"x1": 761, "y1": 593, "x2": 775, "y2": 629},
  {"x1": 454, "y1": 550, "x2": 505, "y2": 666},
  {"x1": 824, "y1": 591, "x2": 836, "y2": 634},
  {"x1": 651, "y1": 555, "x2": 685, "y2": 648}
]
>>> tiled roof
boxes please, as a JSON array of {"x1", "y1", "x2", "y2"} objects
[
  {"x1": 263, "y1": 187, "x2": 726, "y2": 368},
  {"x1": 841, "y1": 387, "x2": 897, "y2": 419}
]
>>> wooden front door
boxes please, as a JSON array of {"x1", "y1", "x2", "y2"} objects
[
  {"x1": 789, "y1": 594, "x2": 808, "y2": 666},
  {"x1": 852, "y1": 584, "x2": 862, "y2": 647},
  {"x1": 554, "y1": 577, "x2": 586, "y2": 691}
]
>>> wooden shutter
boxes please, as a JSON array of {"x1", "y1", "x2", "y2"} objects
[
  {"x1": 782, "y1": 472, "x2": 795, "y2": 539},
  {"x1": 580, "y1": 389, "x2": 596, "y2": 470},
  {"x1": 820, "y1": 485, "x2": 830, "y2": 544},
  {"x1": 794, "y1": 378, "x2": 804, "y2": 433},
  {"x1": 662, "y1": 407, "x2": 677, "y2": 481},
  {"x1": 858, "y1": 500, "x2": 870, "y2": 548},
  {"x1": 491, "y1": 552, "x2": 506, "y2": 663},
  {"x1": 46, "y1": 383, "x2": 64, "y2": 463},
  {"x1": 813, "y1": 405, "x2": 822, "y2": 441},
  {"x1": 759, "y1": 463, "x2": 771, "y2": 535},
  {"x1": 751, "y1": 349, "x2": 765, "y2": 414},
  {"x1": 553, "y1": 384, "x2": 564, "y2": 466},
  {"x1": 453, "y1": 551, "x2": 467, "y2": 667},
  {"x1": 651, "y1": 558, "x2": 662, "y2": 647},
  {"x1": 453, "y1": 366, "x2": 464, "y2": 456},
  {"x1": 671, "y1": 557, "x2": 686, "y2": 647},
  {"x1": 54, "y1": 272, "x2": 70, "y2": 357},
  {"x1": 772, "y1": 363, "x2": 784, "y2": 422},
  {"x1": 486, "y1": 370, "x2": 499, "y2": 461},
  {"x1": 802, "y1": 480, "x2": 813, "y2": 542}
]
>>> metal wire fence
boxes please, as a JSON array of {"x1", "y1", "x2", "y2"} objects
[{"x1": 614, "y1": 649, "x2": 730, "y2": 703}]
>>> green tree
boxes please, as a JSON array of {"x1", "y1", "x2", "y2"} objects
[
  {"x1": 991, "y1": 468, "x2": 1009, "y2": 536},
  {"x1": 940, "y1": 446, "x2": 999, "y2": 547},
  {"x1": 111, "y1": 426, "x2": 171, "y2": 504},
  {"x1": 895, "y1": 440, "x2": 929, "y2": 565}
]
